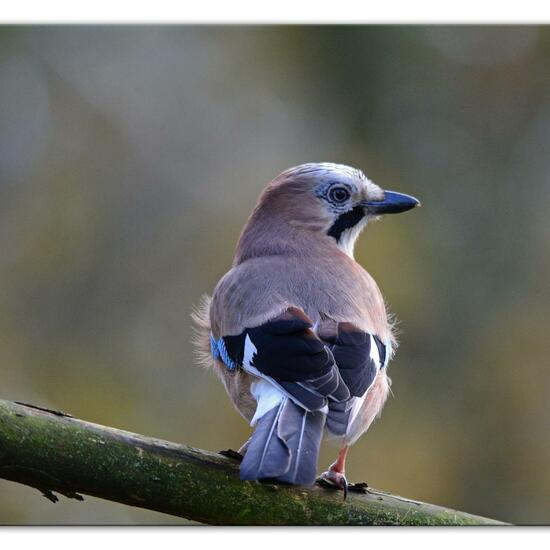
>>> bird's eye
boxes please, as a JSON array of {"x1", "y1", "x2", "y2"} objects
[{"x1": 328, "y1": 186, "x2": 350, "y2": 204}]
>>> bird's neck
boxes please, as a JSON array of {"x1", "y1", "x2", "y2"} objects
[
  {"x1": 234, "y1": 215, "x2": 365, "y2": 265},
  {"x1": 234, "y1": 217, "x2": 316, "y2": 264},
  {"x1": 234, "y1": 195, "x2": 369, "y2": 264}
]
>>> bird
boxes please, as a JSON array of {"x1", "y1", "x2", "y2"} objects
[{"x1": 193, "y1": 162, "x2": 419, "y2": 494}]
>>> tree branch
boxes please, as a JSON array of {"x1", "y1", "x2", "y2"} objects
[{"x1": 0, "y1": 399, "x2": 506, "y2": 525}]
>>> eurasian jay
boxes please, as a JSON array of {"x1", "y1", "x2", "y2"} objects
[{"x1": 194, "y1": 162, "x2": 419, "y2": 494}]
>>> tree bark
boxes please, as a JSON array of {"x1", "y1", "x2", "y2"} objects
[{"x1": 0, "y1": 399, "x2": 506, "y2": 525}]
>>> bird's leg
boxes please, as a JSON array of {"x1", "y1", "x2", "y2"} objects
[{"x1": 317, "y1": 445, "x2": 349, "y2": 499}]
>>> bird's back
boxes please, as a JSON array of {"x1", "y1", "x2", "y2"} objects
[{"x1": 210, "y1": 248, "x2": 392, "y2": 343}]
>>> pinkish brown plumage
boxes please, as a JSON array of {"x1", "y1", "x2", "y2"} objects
[{"x1": 193, "y1": 162, "x2": 419, "y2": 490}]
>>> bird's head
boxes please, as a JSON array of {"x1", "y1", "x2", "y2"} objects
[{"x1": 235, "y1": 162, "x2": 420, "y2": 262}]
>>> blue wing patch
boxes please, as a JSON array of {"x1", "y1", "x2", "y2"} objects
[
  {"x1": 210, "y1": 334, "x2": 233, "y2": 370},
  {"x1": 210, "y1": 333, "x2": 244, "y2": 371}
]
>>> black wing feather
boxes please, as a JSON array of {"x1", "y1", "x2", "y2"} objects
[{"x1": 212, "y1": 308, "x2": 350, "y2": 411}]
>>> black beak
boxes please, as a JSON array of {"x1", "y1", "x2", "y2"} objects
[{"x1": 361, "y1": 190, "x2": 420, "y2": 215}]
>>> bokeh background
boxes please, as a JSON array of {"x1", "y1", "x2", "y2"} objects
[{"x1": 0, "y1": 25, "x2": 549, "y2": 525}]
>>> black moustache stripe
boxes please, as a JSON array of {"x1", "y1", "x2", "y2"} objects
[{"x1": 327, "y1": 206, "x2": 365, "y2": 241}]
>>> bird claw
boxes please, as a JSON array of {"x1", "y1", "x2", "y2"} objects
[
  {"x1": 218, "y1": 449, "x2": 244, "y2": 462},
  {"x1": 348, "y1": 481, "x2": 369, "y2": 494},
  {"x1": 316, "y1": 470, "x2": 349, "y2": 500},
  {"x1": 317, "y1": 473, "x2": 370, "y2": 499}
]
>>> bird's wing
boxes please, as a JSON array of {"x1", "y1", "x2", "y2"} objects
[
  {"x1": 318, "y1": 319, "x2": 388, "y2": 395},
  {"x1": 318, "y1": 319, "x2": 391, "y2": 435},
  {"x1": 317, "y1": 319, "x2": 391, "y2": 436},
  {"x1": 210, "y1": 307, "x2": 350, "y2": 414}
]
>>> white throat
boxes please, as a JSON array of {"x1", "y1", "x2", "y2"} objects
[{"x1": 336, "y1": 218, "x2": 368, "y2": 258}]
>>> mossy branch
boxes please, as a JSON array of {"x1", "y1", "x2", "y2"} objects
[{"x1": 0, "y1": 399, "x2": 506, "y2": 525}]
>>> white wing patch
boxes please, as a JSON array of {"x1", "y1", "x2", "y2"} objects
[
  {"x1": 347, "y1": 334, "x2": 384, "y2": 429},
  {"x1": 384, "y1": 338, "x2": 392, "y2": 368}
]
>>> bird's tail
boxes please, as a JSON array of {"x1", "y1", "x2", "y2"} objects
[{"x1": 240, "y1": 397, "x2": 325, "y2": 485}]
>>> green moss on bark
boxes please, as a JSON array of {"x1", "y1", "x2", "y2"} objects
[{"x1": 0, "y1": 400, "x2": 506, "y2": 525}]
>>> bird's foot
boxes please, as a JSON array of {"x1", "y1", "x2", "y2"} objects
[
  {"x1": 317, "y1": 472, "x2": 370, "y2": 500},
  {"x1": 348, "y1": 481, "x2": 369, "y2": 494},
  {"x1": 316, "y1": 470, "x2": 349, "y2": 500},
  {"x1": 218, "y1": 449, "x2": 244, "y2": 462}
]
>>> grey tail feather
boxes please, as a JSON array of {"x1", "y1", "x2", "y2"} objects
[{"x1": 240, "y1": 398, "x2": 326, "y2": 485}]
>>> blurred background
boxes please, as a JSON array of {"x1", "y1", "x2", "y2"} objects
[{"x1": 0, "y1": 25, "x2": 549, "y2": 525}]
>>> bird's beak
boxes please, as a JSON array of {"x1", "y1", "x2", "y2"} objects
[{"x1": 361, "y1": 190, "x2": 421, "y2": 215}]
